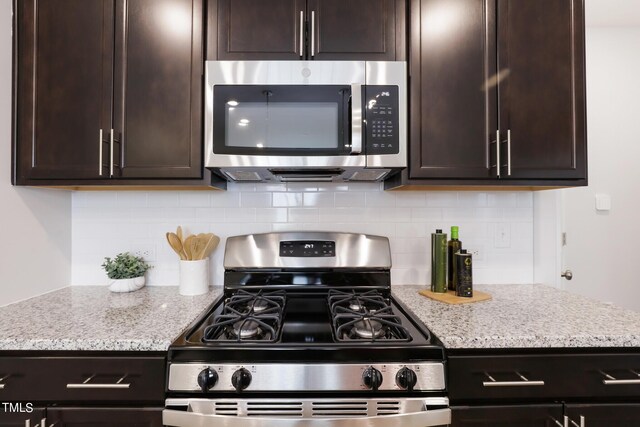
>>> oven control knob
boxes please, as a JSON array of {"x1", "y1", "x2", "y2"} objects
[
  {"x1": 197, "y1": 368, "x2": 218, "y2": 392},
  {"x1": 396, "y1": 367, "x2": 418, "y2": 391},
  {"x1": 362, "y1": 367, "x2": 383, "y2": 391},
  {"x1": 231, "y1": 368, "x2": 252, "y2": 392}
]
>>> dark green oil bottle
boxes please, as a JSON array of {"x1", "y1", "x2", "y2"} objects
[{"x1": 447, "y1": 226, "x2": 462, "y2": 291}]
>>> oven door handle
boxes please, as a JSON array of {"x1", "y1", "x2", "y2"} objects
[
  {"x1": 350, "y1": 83, "x2": 363, "y2": 155},
  {"x1": 163, "y1": 408, "x2": 451, "y2": 427}
]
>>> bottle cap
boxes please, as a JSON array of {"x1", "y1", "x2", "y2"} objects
[
  {"x1": 451, "y1": 226, "x2": 459, "y2": 239},
  {"x1": 459, "y1": 249, "x2": 468, "y2": 254},
  {"x1": 436, "y1": 229, "x2": 442, "y2": 234}
]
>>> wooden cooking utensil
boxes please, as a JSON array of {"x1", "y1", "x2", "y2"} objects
[
  {"x1": 166, "y1": 232, "x2": 186, "y2": 260},
  {"x1": 190, "y1": 236, "x2": 207, "y2": 261},
  {"x1": 202, "y1": 234, "x2": 221, "y2": 259},
  {"x1": 182, "y1": 235, "x2": 195, "y2": 260},
  {"x1": 176, "y1": 226, "x2": 184, "y2": 244}
]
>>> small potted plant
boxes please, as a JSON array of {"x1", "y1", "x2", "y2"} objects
[{"x1": 101, "y1": 252, "x2": 152, "y2": 293}]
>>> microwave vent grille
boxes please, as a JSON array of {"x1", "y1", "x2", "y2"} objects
[
  {"x1": 349, "y1": 170, "x2": 389, "y2": 181},
  {"x1": 224, "y1": 170, "x2": 263, "y2": 182}
]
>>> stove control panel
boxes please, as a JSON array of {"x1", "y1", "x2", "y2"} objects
[
  {"x1": 168, "y1": 362, "x2": 445, "y2": 393},
  {"x1": 279, "y1": 241, "x2": 335, "y2": 257}
]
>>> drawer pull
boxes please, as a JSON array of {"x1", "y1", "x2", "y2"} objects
[
  {"x1": 601, "y1": 370, "x2": 640, "y2": 385},
  {"x1": 67, "y1": 374, "x2": 130, "y2": 389},
  {"x1": 482, "y1": 371, "x2": 545, "y2": 387}
]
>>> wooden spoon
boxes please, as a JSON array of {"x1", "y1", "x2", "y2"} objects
[
  {"x1": 201, "y1": 234, "x2": 221, "y2": 259},
  {"x1": 182, "y1": 235, "x2": 195, "y2": 260},
  {"x1": 190, "y1": 235, "x2": 207, "y2": 261},
  {"x1": 176, "y1": 226, "x2": 184, "y2": 244},
  {"x1": 166, "y1": 232, "x2": 186, "y2": 260}
]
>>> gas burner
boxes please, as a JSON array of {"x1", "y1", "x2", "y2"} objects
[
  {"x1": 203, "y1": 290, "x2": 285, "y2": 343},
  {"x1": 328, "y1": 289, "x2": 411, "y2": 342},
  {"x1": 353, "y1": 318, "x2": 384, "y2": 339},
  {"x1": 231, "y1": 320, "x2": 261, "y2": 339},
  {"x1": 348, "y1": 300, "x2": 365, "y2": 312}
]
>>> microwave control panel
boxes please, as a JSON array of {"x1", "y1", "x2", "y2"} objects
[{"x1": 364, "y1": 85, "x2": 400, "y2": 155}]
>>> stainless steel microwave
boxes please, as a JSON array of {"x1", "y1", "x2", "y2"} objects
[{"x1": 204, "y1": 61, "x2": 406, "y2": 183}]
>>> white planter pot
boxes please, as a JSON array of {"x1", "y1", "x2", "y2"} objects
[{"x1": 108, "y1": 276, "x2": 146, "y2": 293}]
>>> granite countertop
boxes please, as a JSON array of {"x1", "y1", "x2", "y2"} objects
[
  {"x1": 393, "y1": 284, "x2": 640, "y2": 349},
  {"x1": 0, "y1": 286, "x2": 222, "y2": 351}
]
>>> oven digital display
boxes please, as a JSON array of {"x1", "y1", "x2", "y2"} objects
[{"x1": 280, "y1": 241, "x2": 335, "y2": 257}]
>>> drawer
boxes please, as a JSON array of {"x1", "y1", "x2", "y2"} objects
[
  {"x1": 0, "y1": 356, "x2": 165, "y2": 403},
  {"x1": 448, "y1": 353, "x2": 640, "y2": 403}
]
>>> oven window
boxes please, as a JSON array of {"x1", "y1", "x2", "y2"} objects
[{"x1": 213, "y1": 85, "x2": 351, "y2": 155}]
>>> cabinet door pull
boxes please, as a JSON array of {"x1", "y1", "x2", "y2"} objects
[
  {"x1": 493, "y1": 130, "x2": 501, "y2": 178},
  {"x1": 568, "y1": 415, "x2": 585, "y2": 427},
  {"x1": 551, "y1": 416, "x2": 569, "y2": 427},
  {"x1": 98, "y1": 129, "x2": 103, "y2": 176},
  {"x1": 66, "y1": 374, "x2": 130, "y2": 389},
  {"x1": 109, "y1": 129, "x2": 115, "y2": 177},
  {"x1": 507, "y1": 129, "x2": 512, "y2": 176},
  {"x1": 299, "y1": 11, "x2": 304, "y2": 57},
  {"x1": 311, "y1": 11, "x2": 316, "y2": 58},
  {"x1": 601, "y1": 369, "x2": 640, "y2": 385},
  {"x1": 482, "y1": 371, "x2": 544, "y2": 387}
]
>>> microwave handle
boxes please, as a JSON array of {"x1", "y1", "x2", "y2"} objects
[{"x1": 350, "y1": 83, "x2": 363, "y2": 154}]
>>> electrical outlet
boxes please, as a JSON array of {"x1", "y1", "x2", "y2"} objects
[
  {"x1": 131, "y1": 244, "x2": 156, "y2": 262},
  {"x1": 495, "y1": 223, "x2": 511, "y2": 248}
]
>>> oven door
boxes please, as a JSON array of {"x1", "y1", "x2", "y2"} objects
[
  {"x1": 205, "y1": 61, "x2": 366, "y2": 170},
  {"x1": 164, "y1": 397, "x2": 451, "y2": 427}
]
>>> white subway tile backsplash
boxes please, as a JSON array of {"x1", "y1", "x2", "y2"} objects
[
  {"x1": 334, "y1": 192, "x2": 365, "y2": 207},
  {"x1": 395, "y1": 193, "x2": 426, "y2": 208},
  {"x1": 273, "y1": 192, "x2": 303, "y2": 207},
  {"x1": 303, "y1": 192, "x2": 335, "y2": 207},
  {"x1": 72, "y1": 186, "x2": 535, "y2": 286},
  {"x1": 241, "y1": 192, "x2": 272, "y2": 208},
  {"x1": 117, "y1": 192, "x2": 148, "y2": 207},
  {"x1": 179, "y1": 191, "x2": 211, "y2": 207},
  {"x1": 288, "y1": 208, "x2": 319, "y2": 223}
]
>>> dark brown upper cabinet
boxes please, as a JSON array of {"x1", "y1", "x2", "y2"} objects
[
  {"x1": 14, "y1": 0, "x2": 203, "y2": 185},
  {"x1": 208, "y1": 0, "x2": 405, "y2": 61},
  {"x1": 407, "y1": 0, "x2": 586, "y2": 185}
]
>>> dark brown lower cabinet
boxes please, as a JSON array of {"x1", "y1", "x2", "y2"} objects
[
  {"x1": 451, "y1": 404, "x2": 563, "y2": 427},
  {"x1": 565, "y1": 404, "x2": 640, "y2": 427},
  {"x1": 46, "y1": 407, "x2": 163, "y2": 427},
  {"x1": 0, "y1": 408, "x2": 46, "y2": 426}
]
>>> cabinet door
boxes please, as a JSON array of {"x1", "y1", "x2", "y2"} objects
[
  {"x1": 497, "y1": 0, "x2": 586, "y2": 180},
  {"x1": 565, "y1": 404, "x2": 640, "y2": 427},
  {"x1": 113, "y1": 0, "x2": 203, "y2": 179},
  {"x1": 15, "y1": 0, "x2": 114, "y2": 182},
  {"x1": 46, "y1": 408, "x2": 163, "y2": 427},
  {"x1": 307, "y1": 0, "x2": 401, "y2": 60},
  {"x1": 214, "y1": 0, "x2": 306, "y2": 60},
  {"x1": 409, "y1": 0, "x2": 497, "y2": 179},
  {"x1": 0, "y1": 408, "x2": 45, "y2": 427},
  {"x1": 451, "y1": 404, "x2": 564, "y2": 427}
]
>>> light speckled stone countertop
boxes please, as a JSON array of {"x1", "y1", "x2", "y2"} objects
[
  {"x1": 0, "y1": 286, "x2": 222, "y2": 351},
  {"x1": 393, "y1": 284, "x2": 640, "y2": 349}
]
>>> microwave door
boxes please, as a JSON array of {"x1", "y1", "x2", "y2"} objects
[{"x1": 212, "y1": 85, "x2": 353, "y2": 157}]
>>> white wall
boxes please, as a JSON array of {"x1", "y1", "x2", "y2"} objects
[
  {"x1": 72, "y1": 184, "x2": 534, "y2": 287},
  {"x1": 558, "y1": 27, "x2": 640, "y2": 311},
  {"x1": 0, "y1": 0, "x2": 72, "y2": 306}
]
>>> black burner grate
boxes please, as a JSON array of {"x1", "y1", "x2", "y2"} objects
[
  {"x1": 328, "y1": 290, "x2": 411, "y2": 342},
  {"x1": 203, "y1": 290, "x2": 286, "y2": 343}
]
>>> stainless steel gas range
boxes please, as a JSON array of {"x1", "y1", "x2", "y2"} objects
[{"x1": 163, "y1": 232, "x2": 450, "y2": 427}]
